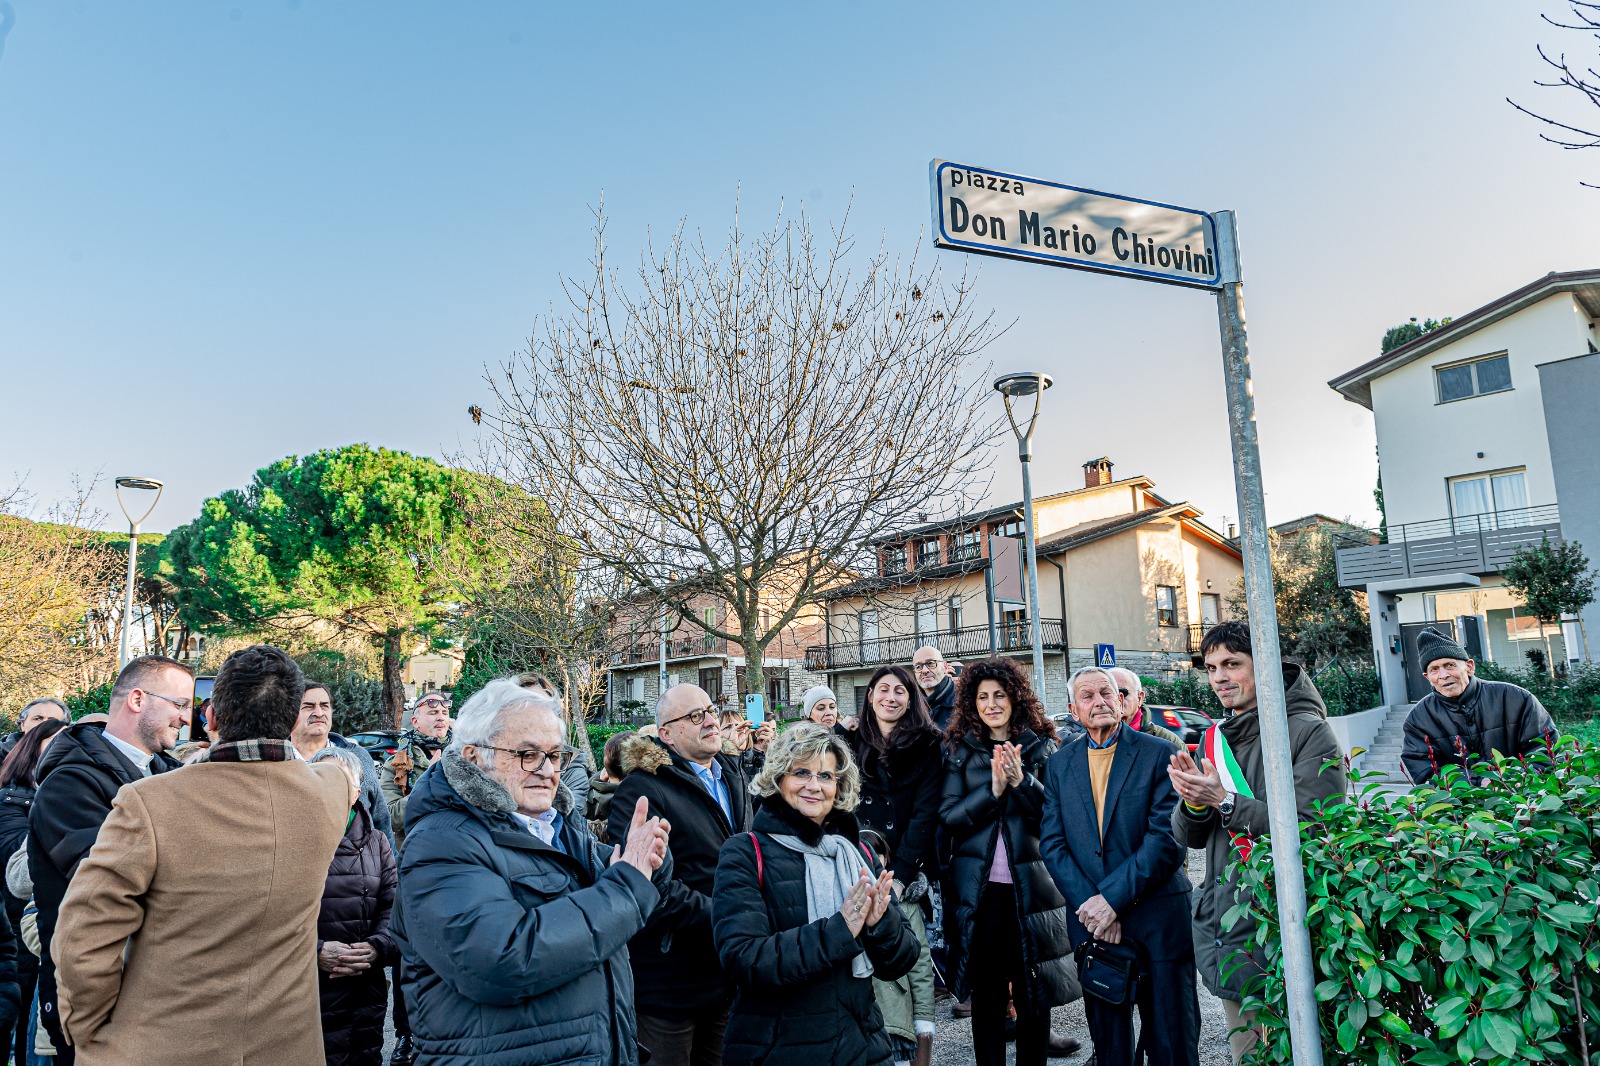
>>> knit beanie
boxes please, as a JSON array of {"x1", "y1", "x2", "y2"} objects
[
  {"x1": 801, "y1": 686, "x2": 837, "y2": 718},
  {"x1": 1416, "y1": 627, "x2": 1471, "y2": 671}
]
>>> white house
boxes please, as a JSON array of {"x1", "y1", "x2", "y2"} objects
[{"x1": 1328, "y1": 269, "x2": 1600, "y2": 701}]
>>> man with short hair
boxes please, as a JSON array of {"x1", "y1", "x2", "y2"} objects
[
  {"x1": 393, "y1": 679, "x2": 669, "y2": 1064},
  {"x1": 1401, "y1": 628, "x2": 1558, "y2": 785},
  {"x1": 0, "y1": 698, "x2": 69, "y2": 758},
  {"x1": 1040, "y1": 667, "x2": 1198, "y2": 1066},
  {"x1": 911, "y1": 646, "x2": 957, "y2": 730},
  {"x1": 607, "y1": 684, "x2": 753, "y2": 1066},
  {"x1": 1166, "y1": 621, "x2": 1345, "y2": 1065},
  {"x1": 291, "y1": 681, "x2": 393, "y2": 845},
  {"x1": 29, "y1": 655, "x2": 192, "y2": 1063},
  {"x1": 53, "y1": 645, "x2": 350, "y2": 1065},
  {"x1": 1109, "y1": 668, "x2": 1183, "y2": 749},
  {"x1": 379, "y1": 691, "x2": 453, "y2": 845}
]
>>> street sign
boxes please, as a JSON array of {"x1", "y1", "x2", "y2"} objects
[
  {"x1": 929, "y1": 159, "x2": 1222, "y2": 290},
  {"x1": 1095, "y1": 644, "x2": 1116, "y2": 668},
  {"x1": 989, "y1": 535, "x2": 1025, "y2": 604}
]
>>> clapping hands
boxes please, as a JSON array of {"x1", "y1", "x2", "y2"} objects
[
  {"x1": 989, "y1": 741, "x2": 1026, "y2": 797},
  {"x1": 839, "y1": 869, "x2": 896, "y2": 936},
  {"x1": 610, "y1": 797, "x2": 671, "y2": 876}
]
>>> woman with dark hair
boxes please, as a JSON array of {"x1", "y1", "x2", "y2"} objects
[
  {"x1": 846, "y1": 664, "x2": 944, "y2": 891},
  {"x1": 940, "y1": 656, "x2": 1079, "y2": 1066},
  {"x1": 0, "y1": 715, "x2": 66, "y2": 1066}
]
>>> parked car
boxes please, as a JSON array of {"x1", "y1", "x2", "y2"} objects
[
  {"x1": 1048, "y1": 711, "x2": 1087, "y2": 741},
  {"x1": 1146, "y1": 705, "x2": 1213, "y2": 752},
  {"x1": 348, "y1": 730, "x2": 403, "y2": 760}
]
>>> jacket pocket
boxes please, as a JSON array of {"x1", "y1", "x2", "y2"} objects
[{"x1": 510, "y1": 868, "x2": 572, "y2": 901}]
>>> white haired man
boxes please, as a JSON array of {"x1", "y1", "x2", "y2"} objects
[{"x1": 1108, "y1": 668, "x2": 1183, "y2": 750}]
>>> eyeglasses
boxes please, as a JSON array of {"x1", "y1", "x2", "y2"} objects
[
  {"x1": 416, "y1": 698, "x2": 449, "y2": 709},
  {"x1": 140, "y1": 690, "x2": 192, "y2": 714},
  {"x1": 787, "y1": 768, "x2": 837, "y2": 785},
  {"x1": 1117, "y1": 688, "x2": 1130, "y2": 697},
  {"x1": 912, "y1": 661, "x2": 942, "y2": 671},
  {"x1": 660, "y1": 707, "x2": 717, "y2": 729},
  {"x1": 481, "y1": 746, "x2": 572, "y2": 772}
]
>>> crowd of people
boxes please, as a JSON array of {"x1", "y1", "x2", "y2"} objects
[{"x1": 0, "y1": 619, "x2": 1558, "y2": 1066}]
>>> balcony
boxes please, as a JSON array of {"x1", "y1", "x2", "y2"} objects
[
  {"x1": 804, "y1": 618, "x2": 1065, "y2": 672},
  {"x1": 1187, "y1": 622, "x2": 1218, "y2": 656},
  {"x1": 1333, "y1": 505, "x2": 1561, "y2": 588},
  {"x1": 609, "y1": 634, "x2": 729, "y2": 668}
]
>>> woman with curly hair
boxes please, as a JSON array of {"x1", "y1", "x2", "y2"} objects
[{"x1": 940, "y1": 656, "x2": 1080, "y2": 1066}]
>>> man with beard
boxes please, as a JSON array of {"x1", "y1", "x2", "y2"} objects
[{"x1": 379, "y1": 692, "x2": 453, "y2": 846}]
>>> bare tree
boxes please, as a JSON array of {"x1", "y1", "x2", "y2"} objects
[
  {"x1": 479, "y1": 206, "x2": 1002, "y2": 701},
  {"x1": 1509, "y1": 1, "x2": 1600, "y2": 186}
]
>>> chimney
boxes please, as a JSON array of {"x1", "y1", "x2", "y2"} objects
[{"x1": 1082, "y1": 457, "x2": 1114, "y2": 488}]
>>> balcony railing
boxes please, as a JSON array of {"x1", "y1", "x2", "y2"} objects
[
  {"x1": 1333, "y1": 505, "x2": 1561, "y2": 588},
  {"x1": 1187, "y1": 622, "x2": 1220, "y2": 656},
  {"x1": 804, "y1": 619, "x2": 1065, "y2": 672},
  {"x1": 609, "y1": 635, "x2": 729, "y2": 667}
]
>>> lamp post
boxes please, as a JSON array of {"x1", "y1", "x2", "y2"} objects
[
  {"x1": 994, "y1": 373, "x2": 1052, "y2": 696},
  {"x1": 114, "y1": 476, "x2": 164, "y2": 668}
]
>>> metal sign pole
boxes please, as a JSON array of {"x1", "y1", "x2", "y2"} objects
[{"x1": 1212, "y1": 210, "x2": 1323, "y2": 1066}]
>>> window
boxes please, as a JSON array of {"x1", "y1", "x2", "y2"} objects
[
  {"x1": 916, "y1": 539, "x2": 942, "y2": 570},
  {"x1": 915, "y1": 600, "x2": 938, "y2": 639},
  {"x1": 993, "y1": 517, "x2": 1023, "y2": 539},
  {"x1": 767, "y1": 671, "x2": 790, "y2": 713},
  {"x1": 879, "y1": 546, "x2": 906, "y2": 576},
  {"x1": 948, "y1": 595, "x2": 963, "y2": 632},
  {"x1": 951, "y1": 529, "x2": 983, "y2": 562},
  {"x1": 1000, "y1": 607, "x2": 1028, "y2": 650},
  {"x1": 859, "y1": 609, "x2": 880, "y2": 660},
  {"x1": 1200, "y1": 593, "x2": 1220, "y2": 628},
  {"x1": 1436, "y1": 353, "x2": 1512, "y2": 403},
  {"x1": 702, "y1": 606, "x2": 717, "y2": 651},
  {"x1": 1156, "y1": 585, "x2": 1179, "y2": 627},
  {"x1": 1449, "y1": 469, "x2": 1529, "y2": 530},
  {"x1": 699, "y1": 667, "x2": 723, "y2": 698}
]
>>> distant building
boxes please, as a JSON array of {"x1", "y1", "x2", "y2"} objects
[
  {"x1": 405, "y1": 645, "x2": 463, "y2": 701},
  {"x1": 1328, "y1": 268, "x2": 1600, "y2": 700},
  {"x1": 808, "y1": 458, "x2": 1243, "y2": 713}
]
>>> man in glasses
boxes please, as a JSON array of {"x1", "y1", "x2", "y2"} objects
[
  {"x1": 910, "y1": 646, "x2": 958, "y2": 730},
  {"x1": 30, "y1": 654, "x2": 193, "y2": 1063},
  {"x1": 607, "y1": 684, "x2": 753, "y2": 1066},
  {"x1": 380, "y1": 690, "x2": 454, "y2": 849}
]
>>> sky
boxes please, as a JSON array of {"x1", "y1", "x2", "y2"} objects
[{"x1": 2, "y1": 1, "x2": 1595, "y2": 536}]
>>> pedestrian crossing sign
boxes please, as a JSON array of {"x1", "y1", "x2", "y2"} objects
[{"x1": 1095, "y1": 644, "x2": 1116, "y2": 667}]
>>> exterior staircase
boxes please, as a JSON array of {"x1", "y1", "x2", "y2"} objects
[{"x1": 1360, "y1": 703, "x2": 1415, "y2": 793}]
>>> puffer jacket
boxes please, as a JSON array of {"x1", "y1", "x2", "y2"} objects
[
  {"x1": 391, "y1": 752, "x2": 663, "y2": 1066},
  {"x1": 0, "y1": 783, "x2": 36, "y2": 1065},
  {"x1": 846, "y1": 728, "x2": 943, "y2": 885},
  {"x1": 317, "y1": 802, "x2": 398, "y2": 1066},
  {"x1": 940, "y1": 729, "x2": 1079, "y2": 1011},
  {"x1": 1401, "y1": 678, "x2": 1557, "y2": 785},
  {"x1": 1174, "y1": 662, "x2": 1346, "y2": 999},
  {"x1": 712, "y1": 800, "x2": 920, "y2": 1066}
]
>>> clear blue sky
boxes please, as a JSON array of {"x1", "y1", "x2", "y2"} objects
[{"x1": 2, "y1": 1, "x2": 1593, "y2": 535}]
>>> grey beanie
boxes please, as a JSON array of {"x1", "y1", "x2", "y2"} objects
[
  {"x1": 1417, "y1": 627, "x2": 1471, "y2": 671},
  {"x1": 801, "y1": 686, "x2": 837, "y2": 717}
]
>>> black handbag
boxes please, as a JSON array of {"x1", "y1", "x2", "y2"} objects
[{"x1": 1076, "y1": 938, "x2": 1141, "y2": 1006}]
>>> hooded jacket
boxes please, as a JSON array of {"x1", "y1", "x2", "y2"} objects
[
  {"x1": 712, "y1": 800, "x2": 920, "y2": 1066},
  {"x1": 316, "y1": 802, "x2": 398, "y2": 1066},
  {"x1": 29, "y1": 722, "x2": 180, "y2": 1051},
  {"x1": 392, "y1": 752, "x2": 662, "y2": 1066},
  {"x1": 939, "y1": 729, "x2": 1079, "y2": 1012},
  {"x1": 1401, "y1": 678, "x2": 1557, "y2": 785},
  {"x1": 1173, "y1": 662, "x2": 1346, "y2": 999},
  {"x1": 606, "y1": 735, "x2": 752, "y2": 1018}
]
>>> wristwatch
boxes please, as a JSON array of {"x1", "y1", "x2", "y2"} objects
[{"x1": 1218, "y1": 793, "x2": 1236, "y2": 822}]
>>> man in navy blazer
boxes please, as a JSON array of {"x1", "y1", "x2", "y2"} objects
[{"x1": 1040, "y1": 667, "x2": 1198, "y2": 1066}]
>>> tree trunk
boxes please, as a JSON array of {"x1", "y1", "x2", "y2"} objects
[
  {"x1": 1541, "y1": 619, "x2": 1556, "y2": 677},
  {"x1": 382, "y1": 631, "x2": 407, "y2": 729}
]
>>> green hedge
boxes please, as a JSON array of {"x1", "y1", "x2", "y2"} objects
[
  {"x1": 1239, "y1": 744, "x2": 1599, "y2": 1064},
  {"x1": 1140, "y1": 661, "x2": 1381, "y2": 719}
]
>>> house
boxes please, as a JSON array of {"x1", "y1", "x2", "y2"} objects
[
  {"x1": 605, "y1": 590, "x2": 827, "y2": 719},
  {"x1": 404, "y1": 644, "x2": 463, "y2": 701},
  {"x1": 806, "y1": 458, "x2": 1244, "y2": 713},
  {"x1": 1328, "y1": 268, "x2": 1600, "y2": 702}
]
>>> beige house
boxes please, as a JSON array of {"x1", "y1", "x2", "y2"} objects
[
  {"x1": 808, "y1": 458, "x2": 1243, "y2": 713},
  {"x1": 404, "y1": 645, "x2": 463, "y2": 702}
]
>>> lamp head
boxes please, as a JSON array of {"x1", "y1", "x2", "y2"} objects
[
  {"x1": 114, "y1": 476, "x2": 164, "y2": 529},
  {"x1": 993, "y1": 372, "x2": 1054, "y2": 399},
  {"x1": 115, "y1": 476, "x2": 163, "y2": 492}
]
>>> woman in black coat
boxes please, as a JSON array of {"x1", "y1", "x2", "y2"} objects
[
  {"x1": 311, "y1": 748, "x2": 399, "y2": 1066},
  {"x1": 845, "y1": 665, "x2": 944, "y2": 889},
  {"x1": 0, "y1": 718, "x2": 64, "y2": 1066},
  {"x1": 713, "y1": 724, "x2": 920, "y2": 1066},
  {"x1": 940, "y1": 656, "x2": 1079, "y2": 1066}
]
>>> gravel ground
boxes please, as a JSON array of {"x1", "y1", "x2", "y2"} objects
[{"x1": 382, "y1": 851, "x2": 1233, "y2": 1065}]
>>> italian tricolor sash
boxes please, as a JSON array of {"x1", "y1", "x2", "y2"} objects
[{"x1": 1201, "y1": 724, "x2": 1256, "y2": 862}]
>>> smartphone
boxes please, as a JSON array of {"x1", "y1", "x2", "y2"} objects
[{"x1": 744, "y1": 693, "x2": 765, "y2": 725}]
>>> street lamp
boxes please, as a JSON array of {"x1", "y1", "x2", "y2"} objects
[
  {"x1": 994, "y1": 372, "x2": 1053, "y2": 696},
  {"x1": 114, "y1": 476, "x2": 164, "y2": 668}
]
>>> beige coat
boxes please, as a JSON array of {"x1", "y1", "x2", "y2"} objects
[{"x1": 54, "y1": 759, "x2": 350, "y2": 1065}]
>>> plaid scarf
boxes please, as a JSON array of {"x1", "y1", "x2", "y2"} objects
[
  {"x1": 196, "y1": 738, "x2": 299, "y2": 763},
  {"x1": 402, "y1": 727, "x2": 452, "y2": 754}
]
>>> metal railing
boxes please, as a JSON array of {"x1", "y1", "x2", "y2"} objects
[
  {"x1": 1187, "y1": 622, "x2": 1220, "y2": 655},
  {"x1": 1333, "y1": 505, "x2": 1561, "y2": 587},
  {"x1": 804, "y1": 618, "x2": 1066, "y2": 672},
  {"x1": 608, "y1": 635, "x2": 729, "y2": 667}
]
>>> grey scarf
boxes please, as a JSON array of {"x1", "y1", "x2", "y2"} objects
[{"x1": 770, "y1": 831, "x2": 875, "y2": 978}]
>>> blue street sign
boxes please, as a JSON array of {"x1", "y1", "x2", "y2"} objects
[{"x1": 1095, "y1": 644, "x2": 1116, "y2": 668}]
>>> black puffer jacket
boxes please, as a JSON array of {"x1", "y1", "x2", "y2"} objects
[
  {"x1": 939, "y1": 729, "x2": 1079, "y2": 1011},
  {"x1": 1402, "y1": 678, "x2": 1558, "y2": 785},
  {"x1": 846, "y1": 729, "x2": 943, "y2": 885},
  {"x1": 317, "y1": 802, "x2": 398, "y2": 1066},
  {"x1": 0, "y1": 782, "x2": 36, "y2": 1061},
  {"x1": 712, "y1": 801, "x2": 920, "y2": 1066}
]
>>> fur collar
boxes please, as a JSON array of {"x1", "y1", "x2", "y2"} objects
[
  {"x1": 619, "y1": 734, "x2": 676, "y2": 776},
  {"x1": 441, "y1": 750, "x2": 573, "y2": 817}
]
